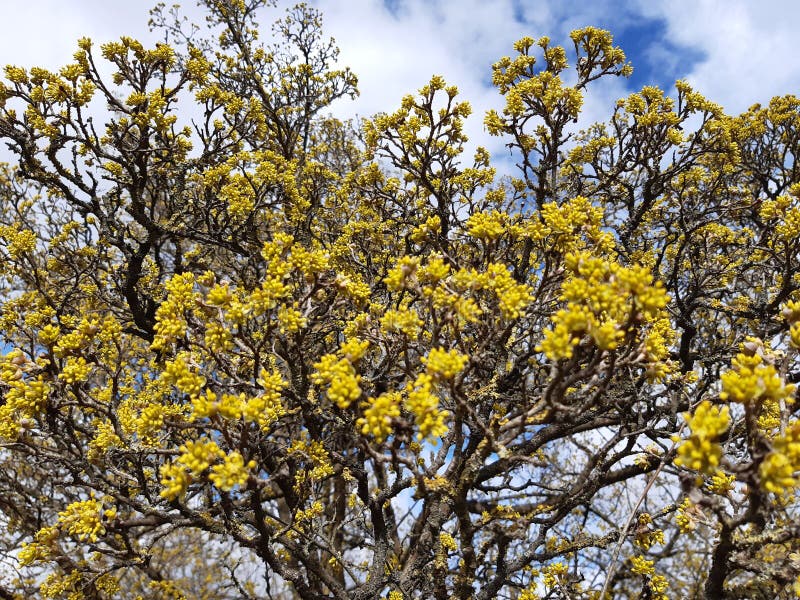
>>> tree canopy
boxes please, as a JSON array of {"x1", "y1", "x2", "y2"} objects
[{"x1": 2, "y1": 1, "x2": 800, "y2": 598}]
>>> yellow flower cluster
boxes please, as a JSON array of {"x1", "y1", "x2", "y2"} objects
[
  {"x1": 59, "y1": 356, "x2": 92, "y2": 384},
  {"x1": 0, "y1": 349, "x2": 50, "y2": 439},
  {"x1": 675, "y1": 401, "x2": 730, "y2": 474},
  {"x1": 675, "y1": 497, "x2": 698, "y2": 533},
  {"x1": 0, "y1": 224, "x2": 36, "y2": 259},
  {"x1": 630, "y1": 555, "x2": 654, "y2": 576},
  {"x1": 358, "y1": 391, "x2": 402, "y2": 442},
  {"x1": 628, "y1": 555, "x2": 667, "y2": 599},
  {"x1": 783, "y1": 299, "x2": 800, "y2": 349},
  {"x1": 152, "y1": 273, "x2": 197, "y2": 350},
  {"x1": 541, "y1": 562, "x2": 568, "y2": 589},
  {"x1": 177, "y1": 437, "x2": 224, "y2": 474},
  {"x1": 243, "y1": 367, "x2": 287, "y2": 430},
  {"x1": 384, "y1": 256, "x2": 420, "y2": 291},
  {"x1": 288, "y1": 439, "x2": 335, "y2": 481},
  {"x1": 480, "y1": 263, "x2": 533, "y2": 319},
  {"x1": 159, "y1": 462, "x2": 191, "y2": 501},
  {"x1": 312, "y1": 339, "x2": 369, "y2": 409},
  {"x1": 57, "y1": 496, "x2": 116, "y2": 542},
  {"x1": 209, "y1": 451, "x2": 255, "y2": 491},
  {"x1": 204, "y1": 321, "x2": 233, "y2": 352},
  {"x1": 88, "y1": 419, "x2": 123, "y2": 462},
  {"x1": 466, "y1": 210, "x2": 508, "y2": 241},
  {"x1": 539, "y1": 252, "x2": 670, "y2": 363},
  {"x1": 277, "y1": 303, "x2": 307, "y2": 334},
  {"x1": 424, "y1": 347, "x2": 469, "y2": 380},
  {"x1": 161, "y1": 353, "x2": 206, "y2": 397},
  {"x1": 380, "y1": 307, "x2": 423, "y2": 337},
  {"x1": 405, "y1": 373, "x2": 448, "y2": 440},
  {"x1": 760, "y1": 422, "x2": 800, "y2": 495},
  {"x1": 633, "y1": 513, "x2": 664, "y2": 550},
  {"x1": 410, "y1": 214, "x2": 441, "y2": 243},
  {"x1": 708, "y1": 470, "x2": 736, "y2": 495},
  {"x1": 18, "y1": 526, "x2": 58, "y2": 566},
  {"x1": 191, "y1": 389, "x2": 244, "y2": 420},
  {"x1": 719, "y1": 351, "x2": 795, "y2": 406},
  {"x1": 539, "y1": 197, "x2": 614, "y2": 253}
]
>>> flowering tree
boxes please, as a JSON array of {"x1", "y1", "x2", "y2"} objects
[{"x1": 2, "y1": 1, "x2": 800, "y2": 598}]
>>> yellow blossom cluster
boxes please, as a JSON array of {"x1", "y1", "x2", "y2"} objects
[
  {"x1": 0, "y1": 224, "x2": 37, "y2": 259},
  {"x1": 18, "y1": 526, "x2": 59, "y2": 566},
  {"x1": 57, "y1": 496, "x2": 116, "y2": 542},
  {"x1": 466, "y1": 210, "x2": 508, "y2": 241},
  {"x1": 59, "y1": 355, "x2": 92, "y2": 384},
  {"x1": 243, "y1": 367, "x2": 287, "y2": 430},
  {"x1": 288, "y1": 439, "x2": 335, "y2": 482},
  {"x1": 423, "y1": 347, "x2": 469, "y2": 380},
  {"x1": 538, "y1": 251, "x2": 671, "y2": 365},
  {"x1": 784, "y1": 299, "x2": 800, "y2": 349},
  {"x1": 719, "y1": 350, "x2": 795, "y2": 407},
  {"x1": 177, "y1": 437, "x2": 224, "y2": 475},
  {"x1": 0, "y1": 349, "x2": 51, "y2": 439},
  {"x1": 161, "y1": 353, "x2": 207, "y2": 397},
  {"x1": 538, "y1": 196, "x2": 614, "y2": 253},
  {"x1": 152, "y1": 273, "x2": 197, "y2": 350},
  {"x1": 405, "y1": 373, "x2": 448, "y2": 440},
  {"x1": 479, "y1": 263, "x2": 533, "y2": 319},
  {"x1": 380, "y1": 307, "x2": 424, "y2": 337},
  {"x1": 760, "y1": 422, "x2": 800, "y2": 495},
  {"x1": 209, "y1": 451, "x2": 255, "y2": 491},
  {"x1": 312, "y1": 339, "x2": 369, "y2": 409},
  {"x1": 358, "y1": 392, "x2": 402, "y2": 442},
  {"x1": 675, "y1": 401, "x2": 730, "y2": 474},
  {"x1": 191, "y1": 389, "x2": 244, "y2": 420},
  {"x1": 633, "y1": 513, "x2": 665, "y2": 550}
]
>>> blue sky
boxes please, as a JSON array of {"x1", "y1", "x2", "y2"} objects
[{"x1": 0, "y1": 0, "x2": 798, "y2": 158}]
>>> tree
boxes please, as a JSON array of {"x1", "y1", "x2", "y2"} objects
[{"x1": 1, "y1": 1, "x2": 800, "y2": 598}]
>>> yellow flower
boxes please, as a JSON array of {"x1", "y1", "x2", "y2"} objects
[
  {"x1": 209, "y1": 451, "x2": 255, "y2": 491},
  {"x1": 675, "y1": 401, "x2": 730, "y2": 474}
]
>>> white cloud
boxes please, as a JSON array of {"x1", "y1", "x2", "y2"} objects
[
  {"x1": 0, "y1": 0, "x2": 160, "y2": 70},
  {"x1": 1, "y1": 0, "x2": 799, "y2": 160},
  {"x1": 636, "y1": 0, "x2": 800, "y2": 114}
]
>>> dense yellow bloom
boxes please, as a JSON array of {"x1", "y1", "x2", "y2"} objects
[
  {"x1": 708, "y1": 470, "x2": 736, "y2": 495},
  {"x1": 466, "y1": 210, "x2": 508, "y2": 241},
  {"x1": 675, "y1": 401, "x2": 730, "y2": 474},
  {"x1": 538, "y1": 251, "x2": 670, "y2": 368},
  {"x1": 358, "y1": 391, "x2": 402, "y2": 442},
  {"x1": 57, "y1": 497, "x2": 115, "y2": 542},
  {"x1": 630, "y1": 555, "x2": 655, "y2": 576},
  {"x1": 288, "y1": 439, "x2": 334, "y2": 481},
  {"x1": 424, "y1": 347, "x2": 469, "y2": 380},
  {"x1": 177, "y1": 437, "x2": 224, "y2": 475},
  {"x1": 380, "y1": 307, "x2": 424, "y2": 337},
  {"x1": 720, "y1": 351, "x2": 795, "y2": 405},
  {"x1": 0, "y1": 224, "x2": 36, "y2": 258},
  {"x1": 312, "y1": 340, "x2": 368, "y2": 408},
  {"x1": 209, "y1": 451, "x2": 255, "y2": 491},
  {"x1": 59, "y1": 355, "x2": 92, "y2": 384},
  {"x1": 0, "y1": 349, "x2": 51, "y2": 439},
  {"x1": 480, "y1": 263, "x2": 533, "y2": 319},
  {"x1": 204, "y1": 321, "x2": 233, "y2": 351},
  {"x1": 159, "y1": 462, "x2": 191, "y2": 501},
  {"x1": 277, "y1": 303, "x2": 307, "y2": 334},
  {"x1": 385, "y1": 256, "x2": 420, "y2": 291},
  {"x1": 152, "y1": 273, "x2": 197, "y2": 350},
  {"x1": 191, "y1": 389, "x2": 243, "y2": 420},
  {"x1": 162, "y1": 353, "x2": 206, "y2": 397},
  {"x1": 405, "y1": 373, "x2": 448, "y2": 440},
  {"x1": 760, "y1": 422, "x2": 800, "y2": 494}
]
